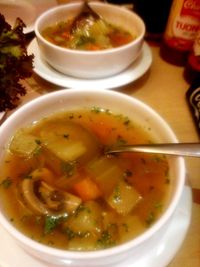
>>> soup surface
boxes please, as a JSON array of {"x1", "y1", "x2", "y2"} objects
[
  {"x1": 41, "y1": 15, "x2": 135, "y2": 50},
  {"x1": 0, "y1": 108, "x2": 170, "y2": 251}
]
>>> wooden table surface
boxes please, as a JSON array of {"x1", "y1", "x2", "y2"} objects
[{"x1": 9, "y1": 40, "x2": 200, "y2": 267}]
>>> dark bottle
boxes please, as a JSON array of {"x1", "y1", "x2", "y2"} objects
[
  {"x1": 184, "y1": 29, "x2": 200, "y2": 83},
  {"x1": 133, "y1": 0, "x2": 173, "y2": 40},
  {"x1": 186, "y1": 77, "x2": 200, "y2": 136}
]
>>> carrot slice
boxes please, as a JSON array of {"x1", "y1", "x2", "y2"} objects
[{"x1": 73, "y1": 177, "x2": 102, "y2": 201}]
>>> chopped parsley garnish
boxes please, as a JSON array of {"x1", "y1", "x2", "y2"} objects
[
  {"x1": 91, "y1": 106, "x2": 102, "y2": 113},
  {"x1": 115, "y1": 136, "x2": 127, "y2": 146},
  {"x1": 61, "y1": 161, "x2": 77, "y2": 177},
  {"x1": 123, "y1": 169, "x2": 132, "y2": 178},
  {"x1": 44, "y1": 214, "x2": 67, "y2": 234},
  {"x1": 112, "y1": 185, "x2": 121, "y2": 203},
  {"x1": 123, "y1": 117, "x2": 130, "y2": 125},
  {"x1": 145, "y1": 212, "x2": 155, "y2": 226},
  {"x1": 165, "y1": 178, "x2": 170, "y2": 184},
  {"x1": 65, "y1": 226, "x2": 90, "y2": 240},
  {"x1": 0, "y1": 177, "x2": 12, "y2": 188},
  {"x1": 97, "y1": 229, "x2": 116, "y2": 248},
  {"x1": 122, "y1": 223, "x2": 129, "y2": 232},
  {"x1": 23, "y1": 174, "x2": 32, "y2": 179},
  {"x1": 35, "y1": 139, "x2": 42, "y2": 145}
]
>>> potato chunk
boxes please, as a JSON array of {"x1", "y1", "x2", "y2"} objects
[
  {"x1": 9, "y1": 129, "x2": 40, "y2": 158},
  {"x1": 107, "y1": 180, "x2": 142, "y2": 215}
]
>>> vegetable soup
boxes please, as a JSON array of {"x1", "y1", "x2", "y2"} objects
[
  {"x1": 0, "y1": 108, "x2": 170, "y2": 251},
  {"x1": 41, "y1": 16, "x2": 136, "y2": 51}
]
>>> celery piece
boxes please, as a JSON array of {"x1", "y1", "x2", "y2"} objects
[
  {"x1": 44, "y1": 140, "x2": 86, "y2": 162},
  {"x1": 87, "y1": 156, "x2": 122, "y2": 196},
  {"x1": 67, "y1": 233, "x2": 98, "y2": 251},
  {"x1": 9, "y1": 129, "x2": 41, "y2": 158},
  {"x1": 90, "y1": 19, "x2": 110, "y2": 36},
  {"x1": 39, "y1": 121, "x2": 98, "y2": 162},
  {"x1": 65, "y1": 201, "x2": 103, "y2": 235},
  {"x1": 107, "y1": 180, "x2": 142, "y2": 215}
]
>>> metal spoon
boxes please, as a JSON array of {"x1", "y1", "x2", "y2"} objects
[
  {"x1": 70, "y1": 1, "x2": 101, "y2": 33},
  {"x1": 106, "y1": 143, "x2": 200, "y2": 158}
]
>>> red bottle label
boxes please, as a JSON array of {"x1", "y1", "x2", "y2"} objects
[
  {"x1": 181, "y1": 0, "x2": 200, "y2": 17},
  {"x1": 164, "y1": 0, "x2": 200, "y2": 51}
]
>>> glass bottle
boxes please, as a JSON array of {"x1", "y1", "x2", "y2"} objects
[
  {"x1": 160, "y1": 0, "x2": 200, "y2": 66},
  {"x1": 184, "y1": 28, "x2": 200, "y2": 83}
]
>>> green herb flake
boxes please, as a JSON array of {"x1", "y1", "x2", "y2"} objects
[
  {"x1": 91, "y1": 106, "x2": 102, "y2": 113},
  {"x1": 123, "y1": 117, "x2": 130, "y2": 125},
  {"x1": 112, "y1": 185, "x2": 121, "y2": 203},
  {"x1": 44, "y1": 215, "x2": 61, "y2": 234},
  {"x1": 23, "y1": 174, "x2": 32, "y2": 179},
  {"x1": 44, "y1": 214, "x2": 68, "y2": 234},
  {"x1": 115, "y1": 136, "x2": 127, "y2": 146},
  {"x1": 47, "y1": 240, "x2": 55, "y2": 246},
  {"x1": 33, "y1": 145, "x2": 42, "y2": 156},
  {"x1": 0, "y1": 177, "x2": 12, "y2": 188},
  {"x1": 65, "y1": 227, "x2": 77, "y2": 240},
  {"x1": 97, "y1": 230, "x2": 116, "y2": 248},
  {"x1": 35, "y1": 139, "x2": 41, "y2": 145},
  {"x1": 123, "y1": 169, "x2": 132, "y2": 178},
  {"x1": 75, "y1": 204, "x2": 91, "y2": 216},
  {"x1": 145, "y1": 212, "x2": 155, "y2": 226},
  {"x1": 154, "y1": 202, "x2": 163, "y2": 210},
  {"x1": 165, "y1": 178, "x2": 170, "y2": 184},
  {"x1": 65, "y1": 227, "x2": 90, "y2": 240},
  {"x1": 68, "y1": 114, "x2": 74, "y2": 119},
  {"x1": 165, "y1": 167, "x2": 169, "y2": 177},
  {"x1": 122, "y1": 223, "x2": 129, "y2": 232},
  {"x1": 61, "y1": 161, "x2": 77, "y2": 177},
  {"x1": 35, "y1": 216, "x2": 42, "y2": 225},
  {"x1": 141, "y1": 158, "x2": 146, "y2": 164},
  {"x1": 105, "y1": 109, "x2": 111, "y2": 115}
]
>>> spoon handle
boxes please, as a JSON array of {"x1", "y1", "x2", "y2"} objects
[{"x1": 108, "y1": 143, "x2": 200, "y2": 157}]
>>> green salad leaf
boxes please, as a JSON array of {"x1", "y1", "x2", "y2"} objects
[{"x1": 0, "y1": 14, "x2": 34, "y2": 111}]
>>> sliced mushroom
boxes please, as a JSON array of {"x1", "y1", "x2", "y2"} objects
[
  {"x1": 21, "y1": 178, "x2": 82, "y2": 215},
  {"x1": 39, "y1": 181, "x2": 62, "y2": 211},
  {"x1": 62, "y1": 191, "x2": 82, "y2": 213},
  {"x1": 21, "y1": 179, "x2": 50, "y2": 215}
]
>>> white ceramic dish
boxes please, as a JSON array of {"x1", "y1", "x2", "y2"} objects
[
  {"x1": 0, "y1": 89, "x2": 185, "y2": 266},
  {"x1": 0, "y1": 0, "x2": 57, "y2": 33},
  {"x1": 35, "y1": 2, "x2": 145, "y2": 79},
  {"x1": 0, "y1": 185, "x2": 192, "y2": 267},
  {"x1": 28, "y1": 39, "x2": 152, "y2": 90},
  {"x1": 0, "y1": 112, "x2": 5, "y2": 121}
]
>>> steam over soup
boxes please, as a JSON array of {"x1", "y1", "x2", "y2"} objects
[
  {"x1": 0, "y1": 108, "x2": 170, "y2": 251},
  {"x1": 41, "y1": 15, "x2": 135, "y2": 50}
]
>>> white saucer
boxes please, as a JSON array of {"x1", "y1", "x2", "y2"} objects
[
  {"x1": 0, "y1": 186, "x2": 192, "y2": 267},
  {"x1": 28, "y1": 39, "x2": 152, "y2": 90},
  {"x1": 0, "y1": 0, "x2": 57, "y2": 33},
  {"x1": 0, "y1": 112, "x2": 5, "y2": 121}
]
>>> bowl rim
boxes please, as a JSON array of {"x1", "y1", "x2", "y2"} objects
[
  {"x1": 34, "y1": 2, "x2": 146, "y2": 55},
  {"x1": 0, "y1": 89, "x2": 185, "y2": 260}
]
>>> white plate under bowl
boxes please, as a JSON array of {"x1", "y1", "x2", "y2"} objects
[
  {"x1": 0, "y1": 112, "x2": 5, "y2": 121},
  {"x1": 0, "y1": 185, "x2": 192, "y2": 267},
  {"x1": 28, "y1": 39, "x2": 152, "y2": 90},
  {"x1": 0, "y1": 0, "x2": 57, "y2": 33}
]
